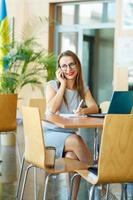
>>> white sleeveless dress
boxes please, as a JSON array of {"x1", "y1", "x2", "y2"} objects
[{"x1": 44, "y1": 80, "x2": 86, "y2": 158}]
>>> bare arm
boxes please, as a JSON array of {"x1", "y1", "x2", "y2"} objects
[
  {"x1": 76, "y1": 89, "x2": 99, "y2": 115},
  {"x1": 46, "y1": 69, "x2": 66, "y2": 113}
]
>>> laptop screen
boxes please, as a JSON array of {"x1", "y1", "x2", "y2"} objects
[{"x1": 108, "y1": 91, "x2": 133, "y2": 114}]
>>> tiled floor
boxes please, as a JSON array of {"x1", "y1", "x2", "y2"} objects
[{"x1": 0, "y1": 125, "x2": 132, "y2": 200}]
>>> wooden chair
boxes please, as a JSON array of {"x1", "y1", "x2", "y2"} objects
[
  {"x1": 73, "y1": 114, "x2": 133, "y2": 199},
  {"x1": 29, "y1": 98, "x2": 46, "y2": 120},
  {"x1": 16, "y1": 98, "x2": 46, "y2": 199},
  {"x1": 17, "y1": 106, "x2": 89, "y2": 200}
]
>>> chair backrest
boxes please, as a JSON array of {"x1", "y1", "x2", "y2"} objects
[
  {"x1": 22, "y1": 106, "x2": 45, "y2": 168},
  {"x1": 98, "y1": 114, "x2": 133, "y2": 184},
  {"x1": 28, "y1": 98, "x2": 45, "y2": 120},
  {"x1": 0, "y1": 94, "x2": 17, "y2": 131}
]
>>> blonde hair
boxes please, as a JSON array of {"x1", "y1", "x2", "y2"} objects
[{"x1": 58, "y1": 50, "x2": 85, "y2": 102}]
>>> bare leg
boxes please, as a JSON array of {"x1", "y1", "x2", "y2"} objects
[
  {"x1": 64, "y1": 134, "x2": 93, "y2": 200},
  {"x1": 65, "y1": 151, "x2": 81, "y2": 200},
  {"x1": 64, "y1": 134, "x2": 93, "y2": 165}
]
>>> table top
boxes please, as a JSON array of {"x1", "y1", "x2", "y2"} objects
[{"x1": 44, "y1": 114, "x2": 104, "y2": 129}]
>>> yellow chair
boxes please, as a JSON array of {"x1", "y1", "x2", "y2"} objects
[
  {"x1": 16, "y1": 98, "x2": 46, "y2": 199},
  {"x1": 29, "y1": 98, "x2": 46, "y2": 198},
  {"x1": 73, "y1": 114, "x2": 133, "y2": 199},
  {"x1": 29, "y1": 98, "x2": 46, "y2": 120},
  {"x1": 17, "y1": 106, "x2": 89, "y2": 200}
]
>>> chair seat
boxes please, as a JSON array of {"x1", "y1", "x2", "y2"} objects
[
  {"x1": 75, "y1": 169, "x2": 98, "y2": 185},
  {"x1": 26, "y1": 157, "x2": 89, "y2": 173},
  {"x1": 45, "y1": 157, "x2": 89, "y2": 174}
]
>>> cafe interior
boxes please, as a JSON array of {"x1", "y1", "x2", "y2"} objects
[{"x1": 0, "y1": 0, "x2": 133, "y2": 199}]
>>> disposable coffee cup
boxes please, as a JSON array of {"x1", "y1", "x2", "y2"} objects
[{"x1": 45, "y1": 146, "x2": 56, "y2": 168}]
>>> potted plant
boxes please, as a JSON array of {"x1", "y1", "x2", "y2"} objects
[
  {"x1": 0, "y1": 37, "x2": 56, "y2": 145},
  {"x1": 0, "y1": 37, "x2": 56, "y2": 94}
]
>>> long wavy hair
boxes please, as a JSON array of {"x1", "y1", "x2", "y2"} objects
[{"x1": 57, "y1": 50, "x2": 85, "y2": 104}]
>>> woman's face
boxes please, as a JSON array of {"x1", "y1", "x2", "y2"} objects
[{"x1": 59, "y1": 56, "x2": 78, "y2": 80}]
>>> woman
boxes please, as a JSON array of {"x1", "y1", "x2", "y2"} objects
[{"x1": 44, "y1": 50, "x2": 99, "y2": 200}]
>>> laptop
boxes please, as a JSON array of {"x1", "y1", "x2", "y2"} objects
[{"x1": 87, "y1": 91, "x2": 133, "y2": 118}]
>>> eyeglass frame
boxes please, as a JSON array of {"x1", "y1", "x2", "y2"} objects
[{"x1": 59, "y1": 62, "x2": 77, "y2": 71}]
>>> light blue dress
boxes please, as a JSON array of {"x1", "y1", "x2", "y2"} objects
[{"x1": 44, "y1": 80, "x2": 86, "y2": 158}]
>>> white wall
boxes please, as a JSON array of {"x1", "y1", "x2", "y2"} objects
[
  {"x1": 7, "y1": 0, "x2": 49, "y2": 49},
  {"x1": 6, "y1": 0, "x2": 50, "y2": 105}
]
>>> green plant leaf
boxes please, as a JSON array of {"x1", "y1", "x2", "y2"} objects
[{"x1": 0, "y1": 37, "x2": 57, "y2": 94}]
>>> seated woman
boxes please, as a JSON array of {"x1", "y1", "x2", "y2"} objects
[{"x1": 44, "y1": 50, "x2": 98, "y2": 200}]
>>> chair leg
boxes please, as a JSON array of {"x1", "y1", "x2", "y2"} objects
[
  {"x1": 69, "y1": 173, "x2": 80, "y2": 200},
  {"x1": 105, "y1": 184, "x2": 110, "y2": 200},
  {"x1": 125, "y1": 184, "x2": 128, "y2": 200},
  {"x1": 66, "y1": 173, "x2": 70, "y2": 194},
  {"x1": 121, "y1": 184, "x2": 125, "y2": 200},
  {"x1": 121, "y1": 184, "x2": 127, "y2": 200},
  {"x1": 94, "y1": 128, "x2": 100, "y2": 162},
  {"x1": 123, "y1": 184, "x2": 128, "y2": 200},
  {"x1": 16, "y1": 155, "x2": 25, "y2": 199},
  {"x1": 34, "y1": 167, "x2": 37, "y2": 200},
  {"x1": 89, "y1": 185, "x2": 95, "y2": 200},
  {"x1": 19, "y1": 164, "x2": 33, "y2": 200},
  {"x1": 131, "y1": 184, "x2": 133, "y2": 200},
  {"x1": 43, "y1": 173, "x2": 51, "y2": 200},
  {"x1": 16, "y1": 134, "x2": 22, "y2": 167}
]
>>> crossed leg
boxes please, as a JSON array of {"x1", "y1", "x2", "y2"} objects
[{"x1": 64, "y1": 133, "x2": 93, "y2": 200}]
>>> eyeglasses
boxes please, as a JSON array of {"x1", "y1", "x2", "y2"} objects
[{"x1": 60, "y1": 62, "x2": 76, "y2": 70}]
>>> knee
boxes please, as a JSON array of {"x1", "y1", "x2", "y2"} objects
[{"x1": 71, "y1": 134, "x2": 83, "y2": 146}]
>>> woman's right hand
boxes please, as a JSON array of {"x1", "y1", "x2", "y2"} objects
[{"x1": 56, "y1": 68, "x2": 67, "y2": 86}]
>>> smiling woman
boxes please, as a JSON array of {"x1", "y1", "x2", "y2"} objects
[
  {"x1": 58, "y1": 56, "x2": 78, "y2": 81},
  {"x1": 44, "y1": 50, "x2": 98, "y2": 200}
]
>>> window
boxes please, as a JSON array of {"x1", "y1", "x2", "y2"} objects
[{"x1": 56, "y1": 1, "x2": 115, "y2": 25}]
